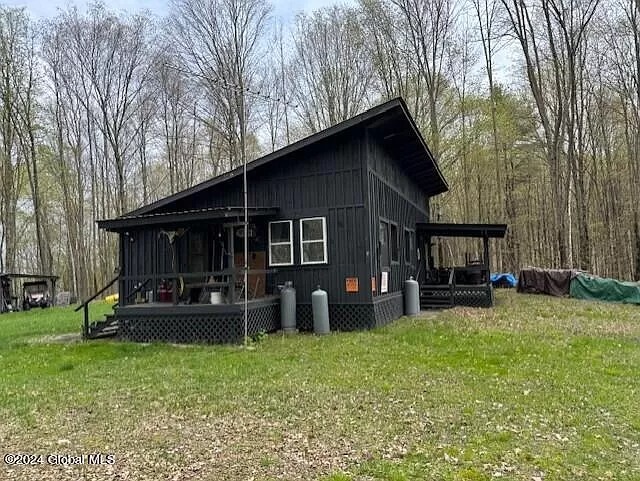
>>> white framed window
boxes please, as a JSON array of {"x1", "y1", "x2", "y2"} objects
[
  {"x1": 300, "y1": 217, "x2": 328, "y2": 264},
  {"x1": 268, "y1": 220, "x2": 293, "y2": 266}
]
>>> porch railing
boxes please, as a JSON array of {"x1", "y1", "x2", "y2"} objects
[{"x1": 120, "y1": 268, "x2": 278, "y2": 306}]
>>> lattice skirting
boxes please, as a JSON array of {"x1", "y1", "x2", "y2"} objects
[
  {"x1": 295, "y1": 294, "x2": 404, "y2": 332},
  {"x1": 295, "y1": 304, "x2": 375, "y2": 332},
  {"x1": 453, "y1": 287, "x2": 493, "y2": 307},
  {"x1": 296, "y1": 304, "x2": 314, "y2": 331},
  {"x1": 373, "y1": 293, "x2": 404, "y2": 327},
  {"x1": 116, "y1": 296, "x2": 409, "y2": 343},
  {"x1": 117, "y1": 302, "x2": 280, "y2": 344}
]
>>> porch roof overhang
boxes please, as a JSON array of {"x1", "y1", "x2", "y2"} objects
[
  {"x1": 0, "y1": 273, "x2": 59, "y2": 280},
  {"x1": 416, "y1": 222, "x2": 507, "y2": 238},
  {"x1": 97, "y1": 206, "x2": 279, "y2": 232}
]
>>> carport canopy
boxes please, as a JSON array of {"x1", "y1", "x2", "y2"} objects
[{"x1": 416, "y1": 223, "x2": 507, "y2": 238}]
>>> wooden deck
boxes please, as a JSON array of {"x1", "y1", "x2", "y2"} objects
[
  {"x1": 117, "y1": 296, "x2": 279, "y2": 315},
  {"x1": 114, "y1": 296, "x2": 281, "y2": 344}
]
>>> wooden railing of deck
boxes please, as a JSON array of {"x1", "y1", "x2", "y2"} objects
[{"x1": 120, "y1": 268, "x2": 278, "y2": 306}]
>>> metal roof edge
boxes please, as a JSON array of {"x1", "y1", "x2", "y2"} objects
[
  {"x1": 395, "y1": 98, "x2": 449, "y2": 195},
  {"x1": 97, "y1": 206, "x2": 280, "y2": 231},
  {"x1": 416, "y1": 222, "x2": 508, "y2": 238}
]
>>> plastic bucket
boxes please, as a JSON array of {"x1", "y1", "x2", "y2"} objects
[{"x1": 210, "y1": 291, "x2": 224, "y2": 304}]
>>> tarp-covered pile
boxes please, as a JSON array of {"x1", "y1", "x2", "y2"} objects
[
  {"x1": 517, "y1": 267, "x2": 579, "y2": 296},
  {"x1": 517, "y1": 267, "x2": 640, "y2": 305},
  {"x1": 491, "y1": 273, "x2": 518, "y2": 288},
  {"x1": 569, "y1": 274, "x2": 640, "y2": 305}
]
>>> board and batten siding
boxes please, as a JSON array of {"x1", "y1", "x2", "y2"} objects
[
  {"x1": 158, "y1": 131, "x2": 364, "y2": 214},
  {"x1": 366, "y1": 134, "x2": 429, "y2": 297},
  {"x1": 142, "y1": 130, "x2": 371, "y2": 305},
  {"x1": 120, "y1": 228, "x2": 172, "y2": 299}
]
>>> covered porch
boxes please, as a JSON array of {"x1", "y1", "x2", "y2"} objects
[
  {"x1": 416, "y1": 223, "x2": 507, "y2": 308},
  {"x1": 96, "y1": 206, "x2": 282, "y2": 342}
]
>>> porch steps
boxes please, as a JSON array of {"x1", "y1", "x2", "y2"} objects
[
  {"x1": 420, "y1": 285, "x2": 453, "y2": 309},
  {"x1": 86, "y1": 314, "x2": 119, "y2": 339}
]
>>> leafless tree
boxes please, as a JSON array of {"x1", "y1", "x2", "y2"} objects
[
  {"x1": 0, "y1": 7, "x2": 29, "y2": 274},
  {"x1": 10, "y1": 15, "x2": 53, "y2": 275},
  {"x1": 170, "y1": 0, "x2": 271, "y2": 170},
  {"x1": 289, "y1": 5, "x2": 374, "y2": 132},
  {"x1": 390, "y1": 0, "x2": 458, "y2": 160},
  {"x1": 263, "y1": 21, "x2": 291, "y2": 150},
  {"x1": 359, "y1": 0, "x2": 411, "y2": 100},
  {"x1": 605, "y1": 0, "x2": 640, "y2": 278}
]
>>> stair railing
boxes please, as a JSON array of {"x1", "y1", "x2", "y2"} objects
[
  {"x1": 125, "y1": 278, "x2": 152, "y2": 303},
  {"x1": 75, "y1": 275, "x2": 119, "y2": 339}
]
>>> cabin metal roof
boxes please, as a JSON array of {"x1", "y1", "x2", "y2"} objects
[
  {"x1": 120, "y1": 97, "x2": 448, "y2": 220},
  {"x1": 97, "y1": 206, "x2": 279, "y2": 232},
  {"x1": 416, "y1": 223, "x2": 507, "y2": 238}
]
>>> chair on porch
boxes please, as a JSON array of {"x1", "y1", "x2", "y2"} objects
[{"x1": 231, "y1": 276, "x2": 262, "y2": 303}]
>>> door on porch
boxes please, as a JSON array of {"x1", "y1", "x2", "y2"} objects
[{"x1": 232, "y1": 223, "x2": 267, "y2": 299}]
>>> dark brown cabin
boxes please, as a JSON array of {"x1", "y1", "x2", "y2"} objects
[{"x1": 95, "y1": 97, "x2": 505, "y2": 342}]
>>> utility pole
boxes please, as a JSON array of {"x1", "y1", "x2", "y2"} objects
[{"x1": 240, "y1": 84, "x2": 249, "y2": 347}]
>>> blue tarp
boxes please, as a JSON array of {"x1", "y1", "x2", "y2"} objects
[{"x1": 491, "y1": 273, "x2": 518, "y2": 288}]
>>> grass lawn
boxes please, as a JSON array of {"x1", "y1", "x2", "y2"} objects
[{"x1": 1, "y1": 291, "x2": 639, "y2": 480}]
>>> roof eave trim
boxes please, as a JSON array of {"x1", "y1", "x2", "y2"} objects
[
  {"x1": 98, "y1": 207, "x2": 279, "y2": 232},
  {"x1": 396, "y1": 98, "x2": 449, "y2": 194}
]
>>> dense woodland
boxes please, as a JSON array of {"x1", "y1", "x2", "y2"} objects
[{"x1": 0, "y1": 0, "x2": 639, "y2": 298}]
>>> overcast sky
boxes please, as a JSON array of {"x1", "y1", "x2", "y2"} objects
[
  {"x1": 1, "y1": 0, "x2": 350, "y2": 20},
  {"x1": 3, "y1": 0, "x2": 516, "y2": 87}
]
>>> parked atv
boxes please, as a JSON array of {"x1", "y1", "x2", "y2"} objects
[{"x1": 22, "y1": 280, "x2": 51, "y2": 310}]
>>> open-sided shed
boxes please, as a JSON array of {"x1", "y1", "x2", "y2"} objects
[{"x1": 0, "y1": 273, "x2": 58, "y2": 313}]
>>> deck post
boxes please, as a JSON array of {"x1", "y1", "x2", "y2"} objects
[
  {"x1": 483, "y1": 234, "x2": 490, "y2": 283},
  {"x1": 83, "y1": 304, "x2": 89, "y2": 338},
  {"x1": 425, "y1": 235, "x2": 431, "y2": 270},
  {"x1": 119, "y1": 234, "x2": 126, "y2": 306},
  {"x1": 227, "y1": 225, "x2": 235, "y2": 303},
  {"x1": 172, "y1": 238, "x2": 178, "y2": 305}
]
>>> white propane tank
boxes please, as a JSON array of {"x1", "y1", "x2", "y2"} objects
[
  {"x1": 281, "y1": 281, "x2": 297, "y2": 333},
  {"x1": 311, "y1": 285, "x2": 330, "y2": 334},
  {"x1": 404, "y1": 276, "x2": 420, "y2": 315}
]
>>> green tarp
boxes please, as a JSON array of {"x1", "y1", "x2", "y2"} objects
[{"x1": 569, "y1": 273, "x2": 640, "y2": 305}]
